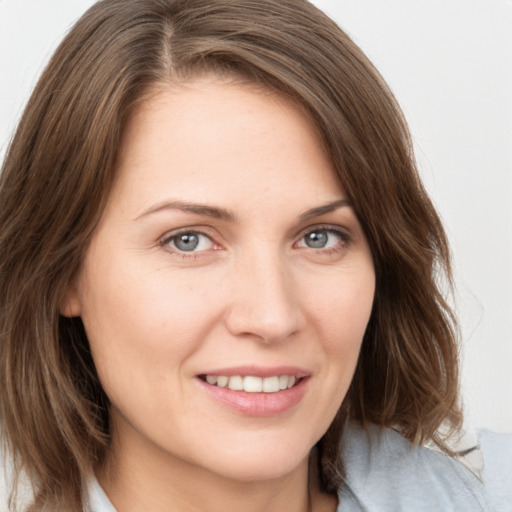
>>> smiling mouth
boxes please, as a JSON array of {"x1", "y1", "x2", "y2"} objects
[{"x1": 198, "y1": 374, "x2": 301, "y2": 393}]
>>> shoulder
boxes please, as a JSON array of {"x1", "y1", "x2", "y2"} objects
[
  {"x1": 0, "y1": 445, "x2": 33, "y2": 512},
  {"x1": 337, "y1": 421, "x2": 512, "y2": 512},
  {"x1": 479, "y1": 428, "x2": 512, "y2": 509}
]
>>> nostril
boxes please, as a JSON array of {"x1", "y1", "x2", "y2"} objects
[{"x1": 224, "y1": 307, "x2": 302, "y2": 345}]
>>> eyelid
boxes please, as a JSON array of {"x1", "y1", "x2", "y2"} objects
[
  {"x1": 293, "y1": 224, "x2": 353, "y2": 257},
  {"x1": 295, "y1": 223, "x2": 351, "y2": 243},
  {"x1": 159, "y1": 227, "x2": 222, "y2": 256},
  {"x1": 158, "y1": 223, "x2": 352, "y2": 259}
]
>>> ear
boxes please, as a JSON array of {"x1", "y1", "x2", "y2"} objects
[{"x1": 60, "y1": 284, "x2": 82, "y2": 318}]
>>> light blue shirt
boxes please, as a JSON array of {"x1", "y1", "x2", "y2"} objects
[{"x1": 84, "y1": 422, "x2": 512, "y2": 511}]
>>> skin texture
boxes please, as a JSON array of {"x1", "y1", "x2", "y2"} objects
[{"x1": 63, "y1": 77, "x2": 375, "y2": 512}]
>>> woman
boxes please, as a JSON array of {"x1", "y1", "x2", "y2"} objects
[{"x1": 0, "y1": 1, "x2": 509, "y2": 511}]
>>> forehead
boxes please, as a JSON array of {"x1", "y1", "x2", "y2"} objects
[{"x1": 111, "y1": 77, "x2": 343, "y2": 215}]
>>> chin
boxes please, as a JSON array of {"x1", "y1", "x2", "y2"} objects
[
  {"x1": 190, "y1": 430, "x2": 316, "y2": 483},
  {"x1": 212, "y1": 455, "x2": 308, "y2": 483}
]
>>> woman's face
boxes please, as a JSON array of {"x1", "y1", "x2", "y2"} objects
[{"x1": 64, "y1": 78, "x2": 375, "y2": 483}]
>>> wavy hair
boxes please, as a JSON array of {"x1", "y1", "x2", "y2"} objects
[{"x1": 0, "y1": 0, "x2": 461, "y2": 509}]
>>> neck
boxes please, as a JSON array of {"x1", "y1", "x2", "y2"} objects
[
  {"x1": 99, "y1": 453, "x2": 313, "y2": 512},
  {"x1": 97, "y1": 414, "x2": 338, "y2": 512}
]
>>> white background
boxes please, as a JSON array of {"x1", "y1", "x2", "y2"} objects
[{"x1": 1, "y1": 0, "x2": 511, "y2": 432}]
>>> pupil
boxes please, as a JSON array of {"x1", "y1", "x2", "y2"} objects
[
  {"x1": 175, "y1": 233, "x2": 199, "y2": 251},
  {"x1": 306, "y1": 231, "x2": 327, "y2": 248}
]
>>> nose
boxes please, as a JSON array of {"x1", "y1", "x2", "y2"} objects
[{"x1": 224, "y1": 247, "x2": 304, "y2": 344}]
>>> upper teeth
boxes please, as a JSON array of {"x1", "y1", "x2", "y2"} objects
[{"x1": 205, "y1": 375, "x2": 297, "y2": 393}]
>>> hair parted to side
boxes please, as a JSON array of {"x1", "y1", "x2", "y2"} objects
[{"x1": 0, "y1": 0, "x2": 462, "y2": 509}]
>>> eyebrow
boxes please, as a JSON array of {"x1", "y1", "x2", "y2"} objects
[
  {"x1": 135, "y1": 198, "x2": 351, "y2": 222},
  {"x1": 299, "y1": 198, "x2": 352, "y2": 221},
  {"x1": 135, "y1": 200, "x2": 238, "y2": 222}
]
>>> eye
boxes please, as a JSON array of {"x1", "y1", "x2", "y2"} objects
[
  {"x1": 296, "y1": 227, "x2": 349, "y2": 250},
  {"x1": 164, "y1": 231, "x2": 214, "y2": 253}
]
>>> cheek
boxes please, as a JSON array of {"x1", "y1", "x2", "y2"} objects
[
  {"x1": 305, "y1": 265, "x2": 375, "y2": 342},
  {"x1": 78, "y1": 261, "x2": 222, "y2": 399},
  {"x1": 304, "y1": 265, "x2": 375, "y2": 388}
]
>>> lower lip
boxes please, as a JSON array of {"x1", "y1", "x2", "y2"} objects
[{"x1": 199, "y1": 378, "x2": 309, "y2": 417}]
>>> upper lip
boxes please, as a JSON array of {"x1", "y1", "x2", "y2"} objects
[{"x1": 198, "y1": 365, "x2": 311, "y2": 379}]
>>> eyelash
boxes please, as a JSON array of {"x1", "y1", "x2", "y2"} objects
[
  {"x1": 296, "y1": 224, "x2": 352, "y2": 256},
  {"x1": 160, "y1": 228, "x2": 216, "y2": 259},
  {"x1": 160, "y1": 224, "x2": 352, "y2": 260}
]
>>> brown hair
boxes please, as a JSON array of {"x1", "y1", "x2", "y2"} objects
[{"x1": 0, "y1": 0, "x2": 462, "y2": 510}]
